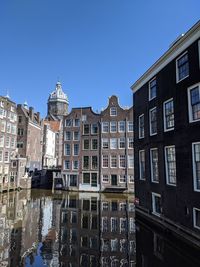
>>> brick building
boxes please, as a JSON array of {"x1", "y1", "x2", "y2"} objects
[
  {"x1": 0, "y1": 96, "x2": 18, "y2": 191},
  {"x1": 62, "y1": 107, "x2": 100, "y2": 191},
  {"x1": 131, "y1": 21, "x2": 200, "y2": 245},
  {"x1": 62, "y1": 95, "x2": 134, "y2": 192},
  {"x1": 17, "y1": 103, "x2": 43, "y2": 171}
]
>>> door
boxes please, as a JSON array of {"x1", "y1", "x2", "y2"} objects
[{"x1": 111, "y1": 175, "x2": 117, "y2": 186}]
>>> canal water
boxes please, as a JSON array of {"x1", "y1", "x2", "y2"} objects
[{"x1": 0, "y1": 190, "x2": 199, "y2": 267}]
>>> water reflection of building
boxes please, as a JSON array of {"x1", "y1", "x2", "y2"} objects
[
  {"x1": 136, "y1": 219, "x2": 200, "y2": 267},
  {"x1": 59, "y1": 192, "x2": 136, "y2": 267}
]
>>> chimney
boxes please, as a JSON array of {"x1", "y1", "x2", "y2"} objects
[
  {"x1": 29, "y1": 107, "x2": 34, "y2": 121},
  {"x1": 37, "y1": 112, "x2": 40, "y2": 123}
]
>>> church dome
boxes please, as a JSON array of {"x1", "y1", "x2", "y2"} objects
[{"x1": 48, "y1": 81, "x2": 69, "y2": 104}]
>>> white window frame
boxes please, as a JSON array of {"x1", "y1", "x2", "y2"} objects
[
  {"x1": 129, "y1": 175, "x2": 134, "y2": 183},
  {"x1": 128, "y1": 121, "x2": 134, "y2": 132},
  {"x1": 119, "y1": 155, "x2": 126, "y2": 168},
  {"x1": 73, "y1": 143, "x2": 79, "y2": 156},
  {"x1": 192, "y1": 142, "x2": 200, "y2": 192},
  {"x1": 64, "y1": 160, "x2": 70, "y2": 170},
  {"x1": 91, "y1": 139, "x2": 98, "y2": 150},
  {"x1": 193, "y1": 207, "x2": 200, "y2": 230},
  {"x1": 164, "y1": 145, "x2": 176, "y2": 186},
  {"x1": 102, "y1": 155, "x2": 109, "y2": 168},
  {"x1": 102, "y1": 138, "x2": 109, "y2": 149},
  {"x1": 128, "y1": 155, "x2": 134, "y2": 169},
  {"x1": 163, "y1": 98, "x2": 174, "y2": 132},
  {"x1": 176, "y1": 51, "x2": 189, "y2": 83},
  {"x1": 110, "y1": 155, "x2": 117, "y2": 168},
  {"x1": 139, "y1": 114, "x2": 144, "y2": 139},
  {"x1": 110, "y1": 121, "x2": 117, "y2": 133},
  {"x1": 110, "y1": 107, "x2": 117, "y2": 116},
  {"x1": 118, "y1": 121, "x2": 125, "y2": 133},
  {"x1": 152, "y1": 192, "x2": 161, "y2": 217},
  {"x1": 139, "y1": 150, "x2": 145, "y2": 180},
  {"x1": 149, "y1": 107, "x2": 157, "y2": 136},
  {"x1": 110, "y1": 138, "x2": 117, "y2": 149},
  {"x1": 149, "y1": 77, "x2": 157, "y2": 101},
  {"x1": 150, "y1": 148, "x2": 159, "y2": 183},
  {"x1": 119, "y1": 137, "x2": 125, "y2": 149},
  {"x1": 128, "y1": 137, "x2": 134, "y2": 149},
  {"x1": 102, "y1": 174, "x2": 109, "y2": 184},
  {"x1": 72, "y1": 160, "x2": 79, "y2": 170},
  {"x1": 102, "y1": 122, "x2": 109, "y2": 133},
  {"x1": 119, "y1": 175, "x2": 126, "y2": 183},
  {"x1": 188, "y1": 83, "x2": 200, "y2": 123}
]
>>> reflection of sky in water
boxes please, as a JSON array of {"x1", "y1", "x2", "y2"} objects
[
  {"x1": 0, "y1": 190, "x2": 135, "y2": 267},
  {"x1": 25, "y1": 244, "x2": 48, "y2": 267}
]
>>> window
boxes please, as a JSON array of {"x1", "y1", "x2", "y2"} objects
[
  {"x1": 82, "y1": 115, "x2": 87, "y2": 122},
  {"x1": 192, "y1": 143, "x2": 200, "y2": 191},
  {"x1": 102, "y1": 218, "x2": 109, "y2": 232},
  {"x1": 64, "y1": 160, "x2": 70, "y2": 170},
  {"x1": 65, "y1": 119, "x2": 72, "y2": 127},
  {"x1": 1, "y1": 121, "x2": 6, "y2": 132},
  {"x1": 91, "y1": 156, "x2": 98, "y2": 169},
  {"x1": 128, "y1": 137, "x2": 134, "y2": 148},
  {"x1": 82, "y1": 214, "x2": 89, "y2": 228},
  {"x1": 128, "y1": 155, "x2": 134, "y2": 168},
  {"x1": 5, "y1": 137, "x2": 10, "y2": 148},
  {"x1": 102, "y1": 174, "x2": 109, "y2": 183},
  {"x1": 110, "y1": 217, "x2": 118, "y2": 233},
  {"x1": 120, "y1": 218, "x2": 127, "y2": 233},
  {"x1": 165, "y1": 146, "x2": 176, "y2": 185},
  {"x1": 0, "y1": 150, "x2": 3, "y2": 162},
  {"x1": 139, "y1": 150, "x2": 145, "y2": 180},
  {"x1": 139, "y1": 114, "x2": 144, "y2": 138},
  {"x1": 83, "y1": 124, "x2": 90, "y2": 135},
  {"x1": 74, "y1": 118, "x2": 80, "y2": 127},
  {"x1": 129, "y1": 175, "x2": 134, "y2": 183},
  {"x1": 110, "y1": 121, "x2": 117, "y2": 132},
  {"x1": 70, "y1": 175, "x2": 77, "y2": 186},
  {"x1": 83, "y1": 156, "x2": 89, "y2": 169},
  {"x1": 64, "y1": 144, "x2": 70, "y2": 156},
  {"x1": 7, "y1": 123, "x2": 11, "y2": 133},
  {"x1": 18, "y1": 128, "x2": 24, "y2": 136},
  {"x1": 149, "y1": 107, "x2": 157, "y2": 135},
  {"x1": 102, "y1": 122, "x2": 109, "y2": 133},
  {"x1": 176, "y1": 52, "x2": 189, "y2": 82},
  {"x1": 91, "y1": 123, "x2": 98, "y2": 134},
  {"x1": 188, "y1": 83, "x2": 200, "y2": 122},
  {"x1": 4, "y1": 151, "x2": 9, "y2": 162},
  {"x1": 73, "y1": 144, "x2": 79, "y2": 155},
  {"x1": 83, "y1": 139, "x2": 90, "y2": 150},
  {"x1": 73, "y1": 161, "x2": 79, "y2": 170},
  {"x1": 73, "y1": 131, "x2": 80, "y2": 140},
  {"x1": 110, "y1": 138, "x2": 117, "y2": 149},
  {"x1": 152, "y1": 193, "x2": 162, "y2": 216},
  {"x1": 150, "y1": 148, "x2": 159, "y2": 182},
  {"x1": 11, "y1": 125, "x2": 16, "y2": 135},
  {"x1": 83, "y1": 173, "x2": 90, "y2": 184},
  {"x1": 128, "y1": 121, "x2": 133, "y2": 132},
  {"x1": 193, "y1": 208, "x2": 200, "y2": 229},
  {"x1": 119, "y1": 155, "x2": 126, "y2": 168},
  {"x1": 0, "y1": 135, "x2": 4, "y2": 147},
  {"x1": 164, "y1": 99, "x2": 174, "y2": 131},
  {"x1": 111, "y1": 239, "x2": 118, "y2": 252},
  {"x1": 149, "y1": 78, "x2": 157, "y2": 100},
  {"x1": 11, "y1": 138, "x2": 15, "y2": 148},
  {"x1": 102, "y1": 155, "x2": 109, "y2": 168},
  {"x1": 119, "y1": 137, "x2": 125, "y2": 149},
  {"x1": 110, "y1": 155, "x2": 117, "y2": 168},
  {"x1": 110, "y1": 107, "x2": 117, "y2": 116},
  {"x1": 65, "y1": 131, "x2": 71, "y2": 140},
  {"x1": 119, "y1": 175, "x2": 126, "y2": 183},
  {"x1": 102, "y1": 138, "x2": 109, "y2": 149},
  {"x1": 17, "y1": 142, "x2": 23, "y2": 148},
  {"x1": 91, "y1": 139, "x2": 98, "y2": 150},
  {"x1": 91, "y1": 173, "x2": 97, "y2": 187},
  {"x1": 118, "y1": 121, "x2": 125, "y2": 132}
]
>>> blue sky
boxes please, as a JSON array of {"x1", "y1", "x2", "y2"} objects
[{"x1": 0, "y1": 0, "x2": 199, "y2": 117}]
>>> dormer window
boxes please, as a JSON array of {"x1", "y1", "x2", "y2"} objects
[{"x1": 110, "y1": 107, "x2": 117, "y2": 116}]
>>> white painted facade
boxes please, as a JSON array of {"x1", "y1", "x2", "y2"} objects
[{"x1": 43, "y1": 125, "x2": 56, "y2": 168}]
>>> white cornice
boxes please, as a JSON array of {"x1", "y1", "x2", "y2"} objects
[{"x1": 131, "y1": 20, "x2": 200, "y2": 93}]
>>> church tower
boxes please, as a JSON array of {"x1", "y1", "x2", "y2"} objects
[{"x1": 47, "y1": 81, "x2": 69, "y2": 119}]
